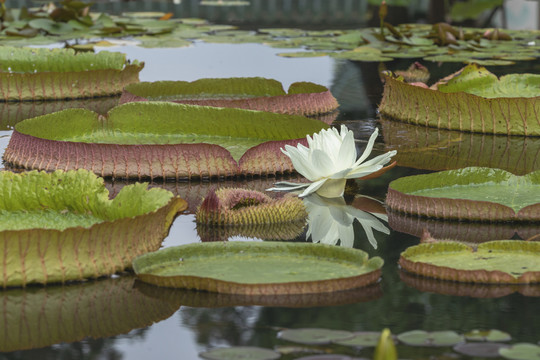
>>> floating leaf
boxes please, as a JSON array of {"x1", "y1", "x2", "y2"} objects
[
  {"x1": 464, "y1": 329, "x2": 512, "y2": 342},
  {"x1": 277, "y1": 51, "x2": 330, "y2": 58},
  {"x1": 120, "y1": 77, "x2": 339, "y2": 116},
  {"x1": 4, "y1": 102, "x2": 328, "y2": 179},
  {"x1": 0, "y1": 47, "x2": 143, "y2": 101},
  {"x1": 396, "y1": 330, "x2": 464, "y2": 347},
  {"x1": 0, "y1": 276, "x2": 181, "y2": 352},
  {"x1": 200, "y1": 346, "x2": 280, "y2": 360},
  {"x1": 333, "y1": 331, "x2": 388, "y2": 347},
  {"x1": 500, "y1": 343, "x2": 540, "y2": 360},
  {"x1": 386, "y1": 167, "x2": 540, "y2": 222},
  {"x1": 0, "y1": 170, "x2": 185, "y2": 287},
  {"x1": 133, "y1": 242, "x2": 384, "y2": 295},
  {"x1": 399, "y1": 240, "x2": 540, "y2": 284},
  {"x1": 379, "y1": 64, "x2": 540, "y2": 135},
  {"x1": 278, "y1": 328, "x2": 354, "y2": 345}
]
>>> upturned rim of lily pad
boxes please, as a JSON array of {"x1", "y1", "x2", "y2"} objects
[
  {"x1": 0, "y1": 169, "x2": 186, "y2": 287},
  {"x1": 399, "y1": 240, "x2": 540, "y2": 284},
  {"x1": 4, "y1": 102, "x2": 329, "y2": 180},
  {"x1": 379, "y1": 64, "x2": 540, "y2": 136},
  {"x1": 385, "y1": 167, "x2": 540, "y2": 222},
  {"x1": 120, "y1": 77, "x2": 339, "y2": 116},
  {"x1": 0, "y1": 276, "x2": 182, "y2": 352},
  {"x1": 133, "y1": 241, "x2": 383, "y2": 295},
  {"x1": 0, "y1": 47, "x2": 143, "y2": 101}
]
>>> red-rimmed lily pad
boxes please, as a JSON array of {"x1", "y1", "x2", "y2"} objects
[
  {"x1": 385, "y1": 167, "x2": 540, "y2": 222},
  {"x1": 0, "y1": 47, "x2": 143, "y2": 101},
  {"x1": 132, "y1": 242, "x2": 384, "y2": 295},
  {"x1": 399, "y1": 240, "x2": 540, "y2": 284},
  {"x1": 119, "y1": 77, "x2": 339, "y2": 116},
  {"x1": 200, "y1": 346, "x2": 280, "y2": 360},
  {"x1": 0, "y1": 169, "x2": 186, "y2": 287},
  {"x1": 379, "y1": 64, "x2": 540, "y2": 136},
  {"x1": 396, "y1": 330, "x2": 464, "y2": 347},
  {"x1": 4, "y1": 102, "x2": 328, "y2": 180},
  {"x1": 278, "y1": 328, "x2": 354, "y2": 345},
  {"x1": 0, "y1": 276, "x2": 181, "y2": 352}
]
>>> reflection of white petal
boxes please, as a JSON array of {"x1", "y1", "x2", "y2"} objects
[
  {"x1": 298, "y1": 178, "x2": 327, "y2": 197},
  {"x1": 303, "y1": 193, "x2": 390, "y2": 249}
]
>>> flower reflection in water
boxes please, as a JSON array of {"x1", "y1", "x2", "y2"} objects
[{"x1": 303, "y1": 193, "x2": 389, "y2": 249}]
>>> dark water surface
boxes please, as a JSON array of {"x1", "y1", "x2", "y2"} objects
[{"x1": 1, "y1": 4, "x2": 540, "y2": 360}]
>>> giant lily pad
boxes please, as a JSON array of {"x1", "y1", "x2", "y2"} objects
[
  {"x1": 4, "y1": 102, "x2": 328, "y2": 179},
  {"x1": 0, "y1": 169, "x2": 186, "y2": 287},
  {"x1": 133, "y1": 242, "x2": 383, "y2": 295},
  {"x1": 379, "y1": 64, "x2": 540, "y2": 136},
  {"x1": 119, "y1": 78, "x2": 339, "y2": 116},
  {"x1": 0, "y1": 47, "x2": 143, "y2": 101},
  {"x1": 399, "y1": 240, "x2": 540, "y2": 284},
  {"x1": 379, "y1": 118, "x2": 540, "y2": 175},
  {"x1": 0, "y1": 276, "x2": 181, "y2": 352},
  {"x1": 385, "y1": 167, "x2": 540, "y2": 222}
]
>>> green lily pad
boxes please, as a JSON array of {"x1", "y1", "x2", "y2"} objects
[
  {"x1": 0, "y1": 169, "x2": 186, "y2": 287},
  {"x1": 200, "y1": 346, "x2": 280, "y2": 360},
  {"x1": 278, "y1": 328, "x2": 354, "y2": 345},
  {"x1": 0, "y1": 47, "x2": 143, "y2": 101},
  {"x1": 4, "y1": 102, "x2": 328, "y2": 179},
  {"x1": 500, "y1": 343, "x2": 540, "y2": 360},
  {"x1": 396, "y1": 330, "x2": 464, "y2": 347},
  {"x1": 132, "y1": 242, "x2": 384, "y2": 295},
  {"x1": 379, "y1": 64, "x2": 540, "y2": 135},
  {"x1": 399, "y1": 240, "x2": 540, "y2": 284},
  {"x1": 333, "y1": 332, "x2": 385, "y2": 347},
  {"x1": 386, "y1": 167, "x2": 540, "y2": 222},
  {"x1": 0, "y1": 276, "x2": 181, "y2": 351},
  {"x1": 464, "y1": 329, "x2": 512, "y2": 342},
  {"x1": 277, "y1": 51, "x2": 329, "y2": 58},
  {"x1": 120, "y1": 78, "x2": 339, "y2": 116}
]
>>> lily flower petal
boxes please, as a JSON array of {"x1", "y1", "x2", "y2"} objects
[{"x1": 268, "y1": 125, "x2": 397, "y2": 198}]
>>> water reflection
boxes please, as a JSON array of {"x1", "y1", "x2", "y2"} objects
[
  {"x1": 304, "y1": 193, "x2": 389, "y2": 249},
  {"x1": 380, "y1": 117, "x2": 540, "y2": 175},
  {"x1": 0, "y1": 276, "x2": 181, "y2": 353},
  {"x1": 388, "y1": 210, "x2": 540, "y2": 242}
]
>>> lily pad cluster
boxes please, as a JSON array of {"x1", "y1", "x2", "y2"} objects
[
  {"x1": 0, "y1": 169, "x2": 186, "y2": 287},
  {"x1": 4, "y1": 102, "x2": 328, "y2": 179},
  {"x1": 0, "y1": 46, "x2": 143, "y2": 101}
]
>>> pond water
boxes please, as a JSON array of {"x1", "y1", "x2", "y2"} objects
[{"x1": 1, "y1": 4, "x2": 540, "y2": 360}]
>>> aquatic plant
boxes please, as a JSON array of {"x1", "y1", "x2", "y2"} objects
[
  {"x1": 268, "y1": 125, "x2": 397, "y2": 198},
  {"x1": 133, "y1": 241, "x2": 384, "y2": 295},
  {"x1": 120, "y1": 77, "x2": 339, "y2": 116},
  {"x1": 4, "y1": 102, "x2": 328, "y2": 179},
  {"x1": 0, "y1": 47, "x2": 143, "y2": 101},
  {"x1": 379, "y1": 64, "x2": 540, "y2": 136},
  {"x1": 386, "y1": 167, "x2": 540, "y2": 222},
  {"x1": 0, "y1": 169, "x2": 185, "y2": 287},
  {"x1": 196, "y1": 187, "x2": 306, "y2": 226},
  {"x1": 399, "y1": 240, "x2": 540, "y2": 284}
]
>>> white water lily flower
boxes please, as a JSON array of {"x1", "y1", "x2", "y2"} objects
[
  {"x1": 268, "y1": 125, "x2": 397, "y2": 198},
  {"x1": 303, "y1": 194, "x2": 389, "y2": 248}
]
